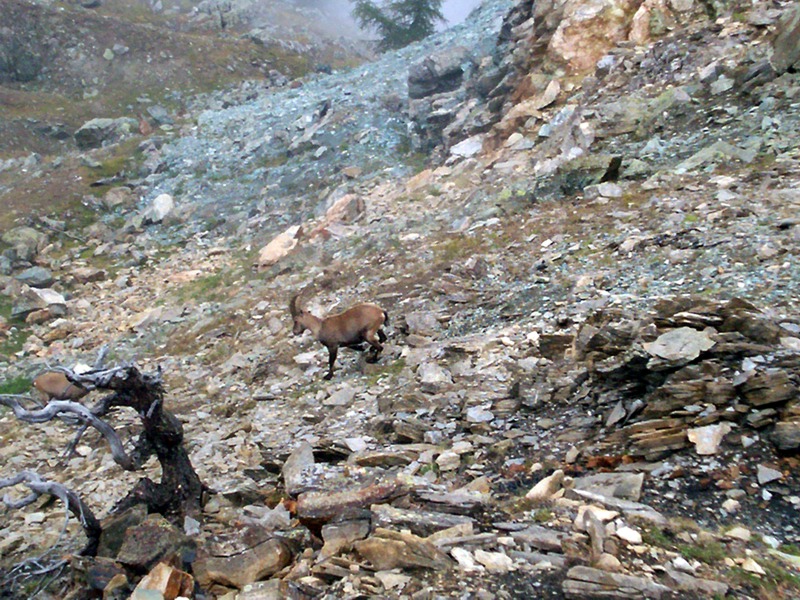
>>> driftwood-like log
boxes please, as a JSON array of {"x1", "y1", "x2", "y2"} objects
[
  {"x1": 1, "y1": 362, "x2": 207, "y2": 533},
  {"x1": 0, "y1": 396, "x2": 136, "y2": 470},
  {"x1": 0, "y1": 471, "x2": 102, "y2": 557}
]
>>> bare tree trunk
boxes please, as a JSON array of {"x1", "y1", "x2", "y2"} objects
[{"x1": 1, "y1": 363, "x2": 208, "y2": 534}]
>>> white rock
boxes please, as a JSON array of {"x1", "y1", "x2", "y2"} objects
[
  {"x1": 451, "y1": 547, "x2": 482, "y2": 572},
  {"x1": 575, "y1": 505, "x2": 619, "y2": 531},
  {"x1": 615, "y1": 526, "x2": 643, "y2": 544},
  {"x1": 452, "y1": 441, "x2": 474, "y2": 454},
  {"x1": 672, "y1": 556, "x2": 695, "y2": 573},
  {"x1": 721, "y1": 498, "x2": 740, "y2": 514},
  {"x1": 687, "y1": 423, "x2": 732, "y2": 455},
  {"x1": 597, "y1": 182, "x2": 623, "y2": 198},
  {"x1": 344, "y1": 437, "x2": 368, "y2": 452},
  {"x1": 450, "y1": 135, "x2": 484, "y2": 158},
  {"x1": 526, "y1": 469, "x2": 564, "y2": 501},
  {"x1": 374, "y1": 571, "x2": 411, "y2": 590},
  {"x1": 293, "y1": 351, "x2": 319, "y2": 365},
  {"x1": 324, "y1": 385, "x2": 357, "y2": 407},
  {"x1": 24, "y1": 512, "x2": 46, "y2": 525},
  {"x1": 781, "y1": 336, "x2": 800, "y2": 351},
  {"x1": 466, "y1": 405, "x2": 494, "y2": 423},
  {"x1": 142, "y1": 193, "x2": 175, "y2": 223},
  {"x1": 474, "y1": 549, "x2": 514, "y2": 573},
  {"x1": 417, "y1": 361, "x2": 453, "y2": 385},
  {"x1": 725, "y1": 526, "x2": 751, "y2": 542},
  {"x1": 741, "y1": 558, "x2": 766, "y2": 575},
  {"x1": 436, "y1": 451, "x2": 461, "y2": 471}
]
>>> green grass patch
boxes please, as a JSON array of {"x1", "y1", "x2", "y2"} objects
[
  {"x1": 779, "y1": 544, "x2": 800, "y2": 556},
  {"x1": 533, "y1": 508, "x2": 553, "y2": 523},
  {"x1": 678, "y1": 540, "x2": 727, "y2": 564},
  {"x1": 0, "y1": 375, "x2": 32, "y2": 395},
  {"x1": 683, "y1": 213, "x2": 699, "y2": 224},
  {"x1": 642, "y1": 525, "x2": 674, "y2": 549},
  {"x1": 0, "y1": 296, "x2": 29, "y2": 358},
  {"x1": 728, "y1": 558, "x2": 800, "y2": 598}
]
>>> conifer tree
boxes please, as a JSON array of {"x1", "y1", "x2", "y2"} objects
[{"x1": 351, "y1": 0, "x2": 446, "y2": 51}]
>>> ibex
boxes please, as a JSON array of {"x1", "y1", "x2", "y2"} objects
[
  {"x1": 33, "y1": 371, "x2": 89, "y2": 401},
  {"x1": 290, "y1": 294, "x2": 389, "y2": 380}
]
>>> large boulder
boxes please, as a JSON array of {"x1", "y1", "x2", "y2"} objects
[
  {"x1": 11, "y1": 286, "x2": 67, "y2": 320},
  {"x1": 2, "y1": 226, "x2": 47, "y2": 262},
  {"x1": 548, "y1": 0, "x2": 642, "y2": 72},
  {"x1": 74, "y1": 117, "x2": 138, "y2": 149},
  {"x1": 770, "y1": 3, "x2": 800, "y2": 74},
  {"x1": 408, "y1": 47, "x2": 470, "y2": 100}
]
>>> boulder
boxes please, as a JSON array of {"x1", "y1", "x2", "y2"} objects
[
  {"x1": 408, "y1": 47, "x2": 469, "y2": 99},
  {"x1": 2, "y1": 226, "x2": 46, "y2": 261},
  {"x1": 116, "y1": 514, "x2": 196, "y2": 571},
  {"x1": 771, "y1": 3, "x2": 800, "y2": 73},
  {"x1": 74, "y1": 117, "x2": 138, "y2": 149},
  {"x1": 141, "y1": 193, "x2": 175, "y2": 225},
  {"x1": 14, "y1": 266, "x2": 54, "y2": 288},
  {"x1": 257, "y1": 225, "x2": 303, "y2": 269},
  {"x1": 549, "y1": 0, "x2": 642, "y2": 72},
  {"x1": 194, "y1": 535, "x2": 293, "y2": 589},
  {"x1": 11, "y1": 286, "x2": 67, "y2": 320}
]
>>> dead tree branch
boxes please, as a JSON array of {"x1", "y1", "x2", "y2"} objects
[
  {"x1": 1, "y1": 361, "x2": 207, "y2": 551},
  {"x1": 0, "y1": 396, "x2": 136, "y2": 470},
  {"x1": 0, "y1": 470, "x2": 102, "y2": 557}
]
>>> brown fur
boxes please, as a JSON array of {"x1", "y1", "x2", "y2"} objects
[
  {"x1": 290, "y1": 295, "x2": 388, "y2": 379},
  {"x1": 33, "y1": 372, "x2": 89, "y2": 401}
]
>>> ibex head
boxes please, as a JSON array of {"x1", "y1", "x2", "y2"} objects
[{"x1": 289, "y1": 294, "x2": 308, "y2": 335}]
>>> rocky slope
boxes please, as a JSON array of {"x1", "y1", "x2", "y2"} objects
[{"x1": 1, "y1": 0, "x2": 800, "y2": 598}]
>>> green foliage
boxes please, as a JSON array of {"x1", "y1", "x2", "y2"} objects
[
  {"x1": 779, "y1": 544, "x2": 800, "y2": 556},
  {"x1": 679, "y1": 540, "x2": 727, "y2": 564},
  {"x1": 351, "y1": 0, "x2": 446, "y2": 51},
  {"x1": 0, "y1": 375, "x2": 32, "y2": 395},
  {"x1": 533, "y1": 508, "x2": 553, "y2": 523}
]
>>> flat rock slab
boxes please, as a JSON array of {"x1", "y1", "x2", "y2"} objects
[
  {"x1": 644, "y1": 327, "x2": 715, "y2": 362},
  {"x1": 563, "y1": 566, "x2": 672, "y2": 599},
  {"x1": 572, "y1": 472, "x2": 645, "y2": 502},
  {"x1": 194, "y1": 537, "x2": 293, "y2": 589},
  {"x1": 354, "y1": 528, "x2": 453, "y2": 570}
]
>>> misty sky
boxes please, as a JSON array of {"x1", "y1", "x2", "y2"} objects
[{"x1": 442, "y1": 0, "x2": 483, "y2": 26}]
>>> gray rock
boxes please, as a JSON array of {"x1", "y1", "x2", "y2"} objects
[
  {"x1": 408, "y1": 46, "x2": 469, "y2": 100},
  {"x1": 757, "y1": 464, "x2": 783, "y2": 485},
  {"x1": 146, "y1": 105, "x2": 173, "y2": 125},
  {"x1": 11, "y1": 286, "x2": 67, "y2": 319},
  {"x1": 282, "y1": 442, "x2": 315, "y2": 496},
  {"x1": 771, "y1": 4, "x2": 800, "y2": 73},
  {"x1": 74, "y1": 117, "x2": 138, "y2": 149},
  {"x1": 405, "y1": 311, "x2": 442, "y2": 336},
  {"x1": 572, "y1": 472, "x2": 645, "y2": 502},
  {"x1": 665, "y1": 568, "x2": 728, "y2": 596},
  {"x1": 0, "y1": 255, "x2": 13, "y2": 275},
  {"x1": 644, "y1": 327, "x2": 715, "y2": 362},
  {"x1": 772, "y1": 421, "x2": 800, "y2": 450},
  {"x1": 563, "y1": 566, "x2": 671, "y2": 599},
  {"x1": 14, "y1": 266, "x2": 54, "y2": 288},
  {"x1": 2, "y1": 226, "x2": 46, "y2": 261}
]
